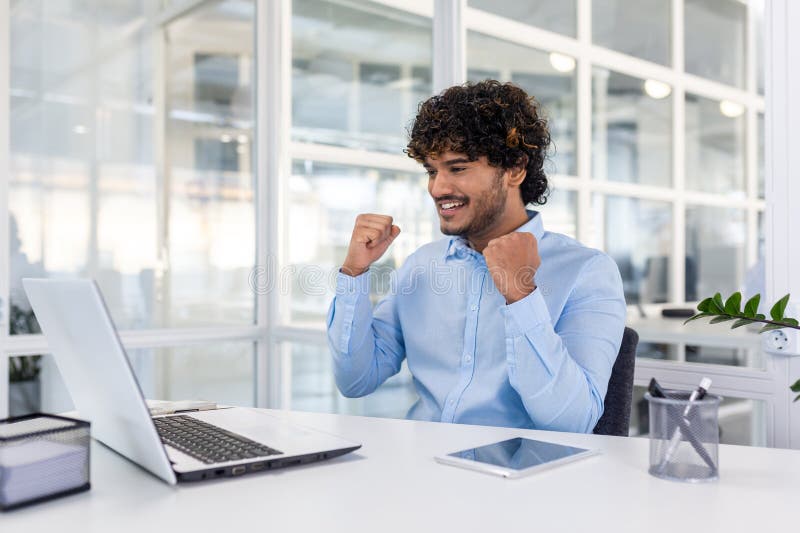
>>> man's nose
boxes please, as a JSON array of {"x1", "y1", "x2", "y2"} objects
[{"x1": 429, "y1": 172, "x2": 455, "y2": 199}]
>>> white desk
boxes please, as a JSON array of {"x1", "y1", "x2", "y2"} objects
[
  {"x1": 4, "y1": 410, "x2": 796, "y2": 532},
  {"x1": 627, "y1": 316, "x2": 762, "y2": 349}
]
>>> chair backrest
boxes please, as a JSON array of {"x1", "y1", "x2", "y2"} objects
[{"x1": 593, "y1": 327, "x2": 639, "y2": 437}]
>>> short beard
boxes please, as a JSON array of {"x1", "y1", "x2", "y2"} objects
[{"x1": 441, "y1": 169, "x2": 507, "y2": 238}]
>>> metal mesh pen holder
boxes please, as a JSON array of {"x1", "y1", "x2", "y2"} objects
[{"x1": 645, "y1": 391, "x2": 721, "y2": 483}]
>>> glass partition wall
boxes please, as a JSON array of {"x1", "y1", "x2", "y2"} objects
[
  {"x1": 5, "y1": 0, "x2": 259, "y2": 414},
  {"x1": 2, "y1": 1, "x2": 776, "y2": 446}
]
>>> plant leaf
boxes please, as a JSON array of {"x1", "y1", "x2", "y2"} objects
[
  {"x1": 743, "y1": 294, "x2": 761, "y2": 318},
  {"x1": 771, "y1": 293, "x2": 790, "y2": 321},
  {"x1": 724, "y1": 292, "x2": 742, "y2": 315},
  {"x1": 731, "y1": 318, "x2": 754, "y2": 329},
  {"x1": 759, "y1": 323, "x2": 787, "y2": 333},
  {"x1": 794, "y1": 394, "x2": 800, "y2": 402},
  {"x1": 712, "y1": 293, "x2": 725, "y2": 313},
  {"x1": 791, "y1": 379, "x2": 800, "y2": 393},
  {"x1": 709, "y1": 316, "x2": 735, "y2": 324},
  {"x1": 696, "y1": 298, "x2": 715, "y2": 313},
  {"x1": 683, "y1": 313, "x2": 714, "y2": 324},
  {"x1": 756, "y1": 313, "x2": 766, "y2": 320},
  {"x1": 781, "y1": 317, "x2": 800, "y2": 327}
]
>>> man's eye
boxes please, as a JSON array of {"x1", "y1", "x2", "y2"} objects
[
  {"x1": 426, "y1": 170, "x2": 436, "y2": 178},
  {"x1": 451, "y1": 167, "x2": 466, "y2": 173}
]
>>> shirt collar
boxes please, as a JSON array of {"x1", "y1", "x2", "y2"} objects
[{"x1": 444, "y1": 209, "x2": 545, "y2": 260}]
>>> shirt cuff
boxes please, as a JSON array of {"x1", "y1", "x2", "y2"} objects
[
  {"x1": 501, "y1": 288, "x2": 552, "y2": 337},
  {"x1": 336, "y1": 270, "x2": 370, "y2": 297}
]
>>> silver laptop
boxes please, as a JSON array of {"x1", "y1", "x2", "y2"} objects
[{"x1": 23, "y1": 278, "x2": 360, "y2": 484}]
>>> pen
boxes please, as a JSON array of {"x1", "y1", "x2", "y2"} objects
[
  {"x1": 656, "y1": 377, "x2": 713, "y2": 474},
  {"x1": 683, "y1": 378, "x2": 711, "y2": 417},
  {"x1": 648, "y1": 377, "x2": 668, "y2": 399}
]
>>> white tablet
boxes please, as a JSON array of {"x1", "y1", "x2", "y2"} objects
[{"x1": 435, "y1": 437, "x2": 599, "y2": 479}]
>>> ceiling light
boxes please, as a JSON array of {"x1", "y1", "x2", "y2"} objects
[
  {"x1": 549, "y1": 52, "x2": 576, "y2": 73},
  {"x1": 719, "y1": 100, "x2": 745, "y2": 118},
  {"x1": 73, "y1": 125, "x2": 88, "y2": 135},
  {"x1": 643, "y1": 79, "x2": 672, "y2": 99},
  {"x1": 237, "y1": 134, "x2": 249, "y2": 144},
  {"x1": 386, "y1": 78, "x2": 416, "y2": 90},
  {"x1": 220, "y1": 134, "x2": 232, "y2": 143}
]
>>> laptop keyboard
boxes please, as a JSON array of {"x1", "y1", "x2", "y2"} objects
[{"x1": 154, "y1": 415, "x2": 282, "y2": 464}]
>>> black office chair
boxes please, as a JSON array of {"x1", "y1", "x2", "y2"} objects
[{"x1": 592, "y1": 327, "x2": 639, "y2": 437}]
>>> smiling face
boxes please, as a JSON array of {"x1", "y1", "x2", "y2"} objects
[{"x1": 425, "y1": 151, "x2": 515, "y2": 240}]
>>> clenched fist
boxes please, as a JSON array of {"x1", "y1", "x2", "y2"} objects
[
  {"x1": 483, "y1": 232, "x2": 541, "y2": 304},
  {"x1": 341, "y1": 214, "x2": 401, "y2": 277}
]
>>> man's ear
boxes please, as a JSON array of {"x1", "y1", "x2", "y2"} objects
[{"x1": 506, "y1": 155, "x2": 528, "y2": 187}]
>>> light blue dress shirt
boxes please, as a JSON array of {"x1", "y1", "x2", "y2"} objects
[{"x1": 327, "y1": 210, "x2": 626, "y2": 433}]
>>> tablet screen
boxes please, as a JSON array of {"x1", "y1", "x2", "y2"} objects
[{"x1": 448, "y1": 437, "x2": 591, "y2": 471}]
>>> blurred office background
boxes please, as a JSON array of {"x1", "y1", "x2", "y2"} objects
[{"x1": 2, "y1": 0, "x2": 772, "y2": 446}]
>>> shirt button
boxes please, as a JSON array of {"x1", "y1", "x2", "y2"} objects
[{"x1": 464, "y1": 354, "x2": 473, "y2": 364}]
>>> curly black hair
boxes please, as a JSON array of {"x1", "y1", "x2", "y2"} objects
[{"x1": 405, "y1": 80, "x2": 551, "y2": 206}]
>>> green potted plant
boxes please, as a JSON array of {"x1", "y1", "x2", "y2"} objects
[
  {"x1": 685, "y1": 292, "x2": 800, "y2": 401},
  {"x1": 8, "y1": 304, "x2": 43, "y2": 416}
]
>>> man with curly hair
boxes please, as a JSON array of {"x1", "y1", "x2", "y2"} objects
[{"x1": 327, "y1": 80, "x2": 626, "y2": 433}]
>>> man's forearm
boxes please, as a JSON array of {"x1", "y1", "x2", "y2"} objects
[
  {"x1": 504, "y1": 320, "x2": 605, "y2": 433},
  {"x1": 500, "y1": 272, "x2": 624, "y2": 433},
  {"x1": 327, "y1": 271, "x2": 405, "y2": 398},
  {"x1": 339, "y1": 264, "x2": 368, "y2": 277}
]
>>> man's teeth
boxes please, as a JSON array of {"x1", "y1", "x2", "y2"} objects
[{"x1": 442, "y1": 201, "x2": 464, "y2": 210}]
